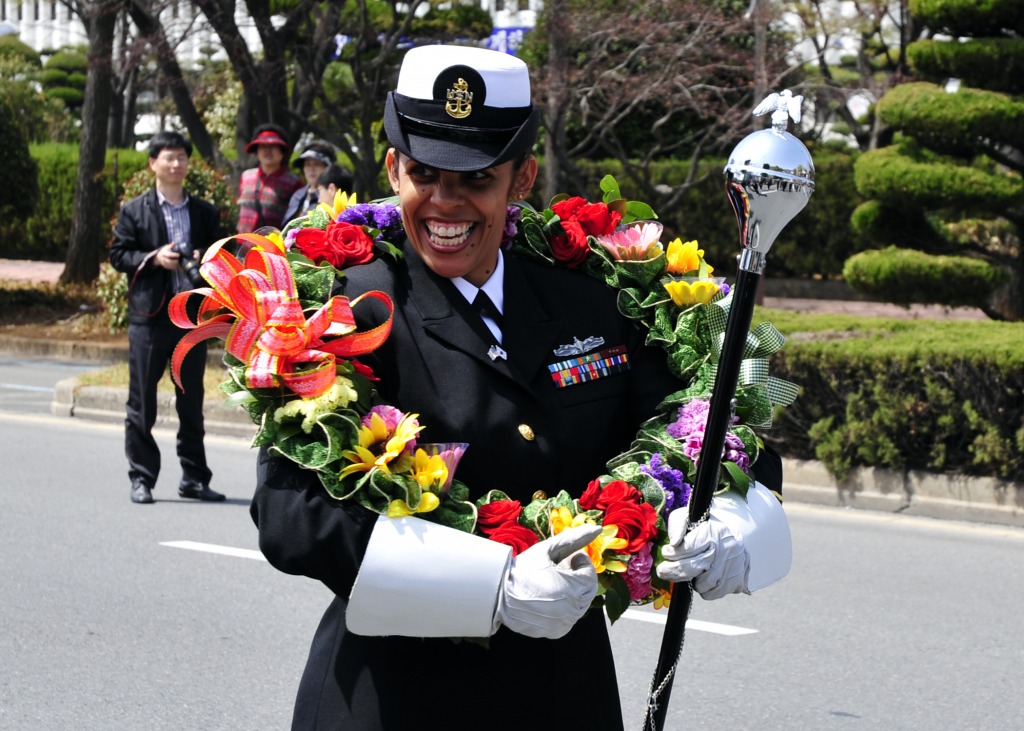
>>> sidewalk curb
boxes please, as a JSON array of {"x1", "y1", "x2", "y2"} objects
[
  {"x1": 782, "y1": 459, "x2": 1024, "y2": 528},
  {"x1": 52, "y1": 377, "x2": 257, "y2": 440},
  {"x1": 48, "y1": 376, "x2": 1024, "y2": 528}
]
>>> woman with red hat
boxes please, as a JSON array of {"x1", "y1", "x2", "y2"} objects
[{"x1": 237, "y1": 123, "x2": 303, "y2": 233}]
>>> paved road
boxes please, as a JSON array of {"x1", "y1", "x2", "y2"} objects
[{"x1": 3, "y1": 362, "x2": 1024, "y2": 730}]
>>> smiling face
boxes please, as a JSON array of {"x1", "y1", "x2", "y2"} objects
[{"x1": 387, "y1": 149, "x2": 537, "y2": 287}]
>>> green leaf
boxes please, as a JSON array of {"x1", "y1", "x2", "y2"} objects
[
  {"x1": 599, "y1": 174, "x2": 622, "y2": 203},
  {"x1": 602, "y1": 573, "x2": 632, "y2": 623},
  {"x1": 723, "y1": 461, "x2": 751, "y2": 497}
]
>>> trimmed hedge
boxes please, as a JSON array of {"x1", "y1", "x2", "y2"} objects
[
  {"x1": 876, "y1": 82, "x2": 1024, "y2": 156},
  {"x1": 908, "y1": 38, "x2": 1024, "y2": 95},
  {"x1": 0, "y1": 98, "x2": 39, "y2": 223},
  {"x1": 842, "y1": 246, "x2": 1008, "y2": 308},
  {"x1": 760, "y1": 312, "x2": 1024, "y2": 481},
  {"x1": 854, "y1": 142, "x2": 1024, "y2": 213},
  {"x1": 909, "y1": 0, "x2": 1024, "y2": 37},
  {"x1": 0, "y1": 144, "x2": 149, "y2": 261}
]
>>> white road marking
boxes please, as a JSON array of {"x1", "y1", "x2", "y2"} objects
[
  {"x1": 159, "y1": 540, "x2": 759, "y2": 635},
  {"x1": 620, "y1": 609, "x2": 757, "y2": 635},
  {"x1": 160, "y1": 540, "x2": 266, "y2": 561},
  {"x1": 0, "y1": 383, "x2": 53, "y2": 392}
]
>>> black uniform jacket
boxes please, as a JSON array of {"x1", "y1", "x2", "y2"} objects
[
  {"x1": 109, "y1": 189, "x2": 221, "y2": 325},
  {"x1": 250, "y1": 244, "x2": 782, "y2": 730}
]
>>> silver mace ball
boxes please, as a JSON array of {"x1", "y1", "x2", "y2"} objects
[{"x1": 725, "y1": 89, "x2": 815, "y2": 273}]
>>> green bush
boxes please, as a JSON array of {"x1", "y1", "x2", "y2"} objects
[
  {"x1": 843, "y1": 246, "x2": 1008, "y2": 308},
  {"x1": 0, "y1": 99, "x2": 39, "y2": 223},
  {"x1": 908, "y1": 37, "x2": 1024, "y2": 95},
  {"x1": 763, "y1": 313, "x2": 1024, "y2": 480},
  {"x1": 0, "y1": 35, "x2": 41, "y2": 66},
  {"x1": 36, "y1": 68, "x2": 69, "y2": 86},
  {"x1": 44, "y1": 87, "x2": 85, "y2": 107},
  {"x1": 909, "y1": 0, "x2": 1024, "y2": 37},
  {"x1": 44, "y1": 50, "x2": 87, "y2": 72},
  {"x1": 854, "y1": 141, "x2": 1024, "y2": 213},
  {"x1": 0, "y1": 144, "x2": 150, "y2": 261},
  {"x1": 95, "y1": 262, "x2": 128, "y2": 333},
  {"x1": 876, "y1": 82, "x2": 1024, "y2": 156}
]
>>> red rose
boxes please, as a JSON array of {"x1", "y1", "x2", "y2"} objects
[
  {"x1": 548, "y1": 197, "x2": 621, "y2": 268},
  {"x1": 579, "y1": 479, "x2": 642, "y2": 511},
  {"x1": 487, "y1": 523, "x2": 540, "y2": 556},
  {"x1": 550, "y1": 220, "x2": 590, "y2": 268},
  {"x1": 574, "y1": 202, "x2": 620, "y2": 237},
  {"x1": 477, "y1": 499, "x2": 523, "y2": 534},
  {"x1": 294, "y1": 221, "x2": 375, "y2": 269},
  {"x1": 602, "y1": 500, "x2": 658, "y2": 553}
]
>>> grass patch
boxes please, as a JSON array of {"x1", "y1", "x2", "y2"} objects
[{"x1": 77, "y1": 361, "x2": 232, "y2": 399}]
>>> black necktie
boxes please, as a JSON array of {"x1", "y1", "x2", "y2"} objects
[{"x1": 472, "y1": 289, "x2": 504, "y2": 330}]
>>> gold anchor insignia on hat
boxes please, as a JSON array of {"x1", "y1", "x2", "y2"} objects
[{"x1": 445, "y1": 78, "x2": 473, "y2": 119}]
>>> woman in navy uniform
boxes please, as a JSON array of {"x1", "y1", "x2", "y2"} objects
[{"x1": 251, "y1": 45, "x2": 782, "y2": 730}]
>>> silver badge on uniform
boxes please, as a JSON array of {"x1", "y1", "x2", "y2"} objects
[{"x1": 553, "y1": 336, "x2": 605, "y2": 357}]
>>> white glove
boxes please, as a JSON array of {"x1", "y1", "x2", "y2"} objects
[
  {"x1": 656, "y1": 509, "x2": 750, "y2": 600},
  {"x1": 494, "y1": 524, "x2": 601, "y2": 639}
]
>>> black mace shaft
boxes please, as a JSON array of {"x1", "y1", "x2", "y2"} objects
[{"x1": 644, "y1": 264, "x2": 763, "y2": 730}]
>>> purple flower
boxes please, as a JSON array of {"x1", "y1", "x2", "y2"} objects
[
  {"x1": 624, "y1": 542, "x2": 654, "y2": 601},
  {"x1": 666, "y1": 398, "x2": 712, "y2": 440},
  {"x1": 640, "y1": 453, "x2": 691, "y2": 513},
  {"x1": 500, "y1": 206, "x2": 521, "y2": 250},
  {"x1": 666, "y1": 397, "x2": 749, "y2": 473},
  {"x1": 337, "y1": 203, "x2": 404, "y2": 243}
]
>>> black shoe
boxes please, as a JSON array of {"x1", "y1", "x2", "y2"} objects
[
  {"x1": 131, "y1": 478, "x2": 154, "y2": 504},
  {"x1": 178, "y1": 481, "x2": 226, "y2": 502}
]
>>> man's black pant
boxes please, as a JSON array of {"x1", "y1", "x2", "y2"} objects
[{"x1": 125, "y1": 323, "x2": 211, "y2": 488}]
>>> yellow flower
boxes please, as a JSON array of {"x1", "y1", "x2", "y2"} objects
[
  {"x1": 264, "y1": 230, "x2": 286, "y2": 254},
  {"x1": 339, "y1": 411, "x2": 423, "y2": 479},
  {"x1": 665, "y1": 238, "x2": 713, "y2": 276},
  {"x1": 587, "y1": 524, "x2": 629, "y2": 574},
  {"x1": 663, "y1": 278, "x2": 721, "y2": 307},
  {"x1": 317, "y1": 190, "x2": 359, "y2": 220},
  {"x1": 549, "y1": 506, "x2": 576, "y2": 535},
  {"x1": 550, "y1": 507, "x2": 628, "y2": 574},
  {"x1": 411, "y1": 448, "x2": 449, "y2": 490},
  {"x1": 653, "y1": 588, "x2": 672, "y2": 610},
  {"x1": 386, "y1": 493, "x2": 440, "y2": 517}
]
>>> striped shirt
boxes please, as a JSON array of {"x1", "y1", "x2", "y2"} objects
[{"x1": 156, "y1": 190, "x2": 192, "y2": 293}]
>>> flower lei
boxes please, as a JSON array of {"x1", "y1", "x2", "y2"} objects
[{"x1": 169, "y1": 180, "x2": 796, "y2": 622}]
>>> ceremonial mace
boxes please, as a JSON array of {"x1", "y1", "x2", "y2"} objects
[{"x1": 643, "y1": 90, "x2": 815, "y2": 730}]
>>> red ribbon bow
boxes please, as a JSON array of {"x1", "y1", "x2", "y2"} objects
[{"x1": 169, "y1": 233, "x2": 393, "y2": 399}]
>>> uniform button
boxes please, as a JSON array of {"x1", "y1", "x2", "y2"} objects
[
  {"x1": 517, "y1": 423, "x2": 535, "y2": 441},
  {"x1": 532, "y1": 490, "x2": 548, "y2": 501}
]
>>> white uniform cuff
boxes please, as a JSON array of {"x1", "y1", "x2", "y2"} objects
[
  {"x1": 347, "y1": 515, "x2": 512, "y2": 637},
  {"x1": 711, "y1": 481, "x2": 792, "y2": 591}
]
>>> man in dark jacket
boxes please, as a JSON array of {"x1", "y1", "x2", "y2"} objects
[{"x1": 109, "y1": 131, "x2": 225, "y2": 504}]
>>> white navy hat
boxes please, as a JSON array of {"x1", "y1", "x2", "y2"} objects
[{"x1": 384, "y1": 45, "x2": 539, "y2": 172}]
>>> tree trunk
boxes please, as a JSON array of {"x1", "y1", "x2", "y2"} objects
[
  {"x1": 61, "y1": 1, "x2": 119, "y2": 286},
  {"x1": 543, "y1": 0, "x2": 569, "y2": 204},
  {"x1": 127, "y1": 0, "x2": 223, "y2": 166}
]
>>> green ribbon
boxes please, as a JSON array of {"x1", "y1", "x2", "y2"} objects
[{"x1": 702, "y1": 291, "x2": 799, "y2": 428}]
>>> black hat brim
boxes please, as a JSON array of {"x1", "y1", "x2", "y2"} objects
[{"x1": 384, "y1": 92, "x2": 539, "y2": 172}]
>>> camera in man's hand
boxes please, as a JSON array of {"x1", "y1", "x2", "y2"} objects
[{"x1": 171, "y1": 241, "x2": 204, "y2": 287}]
